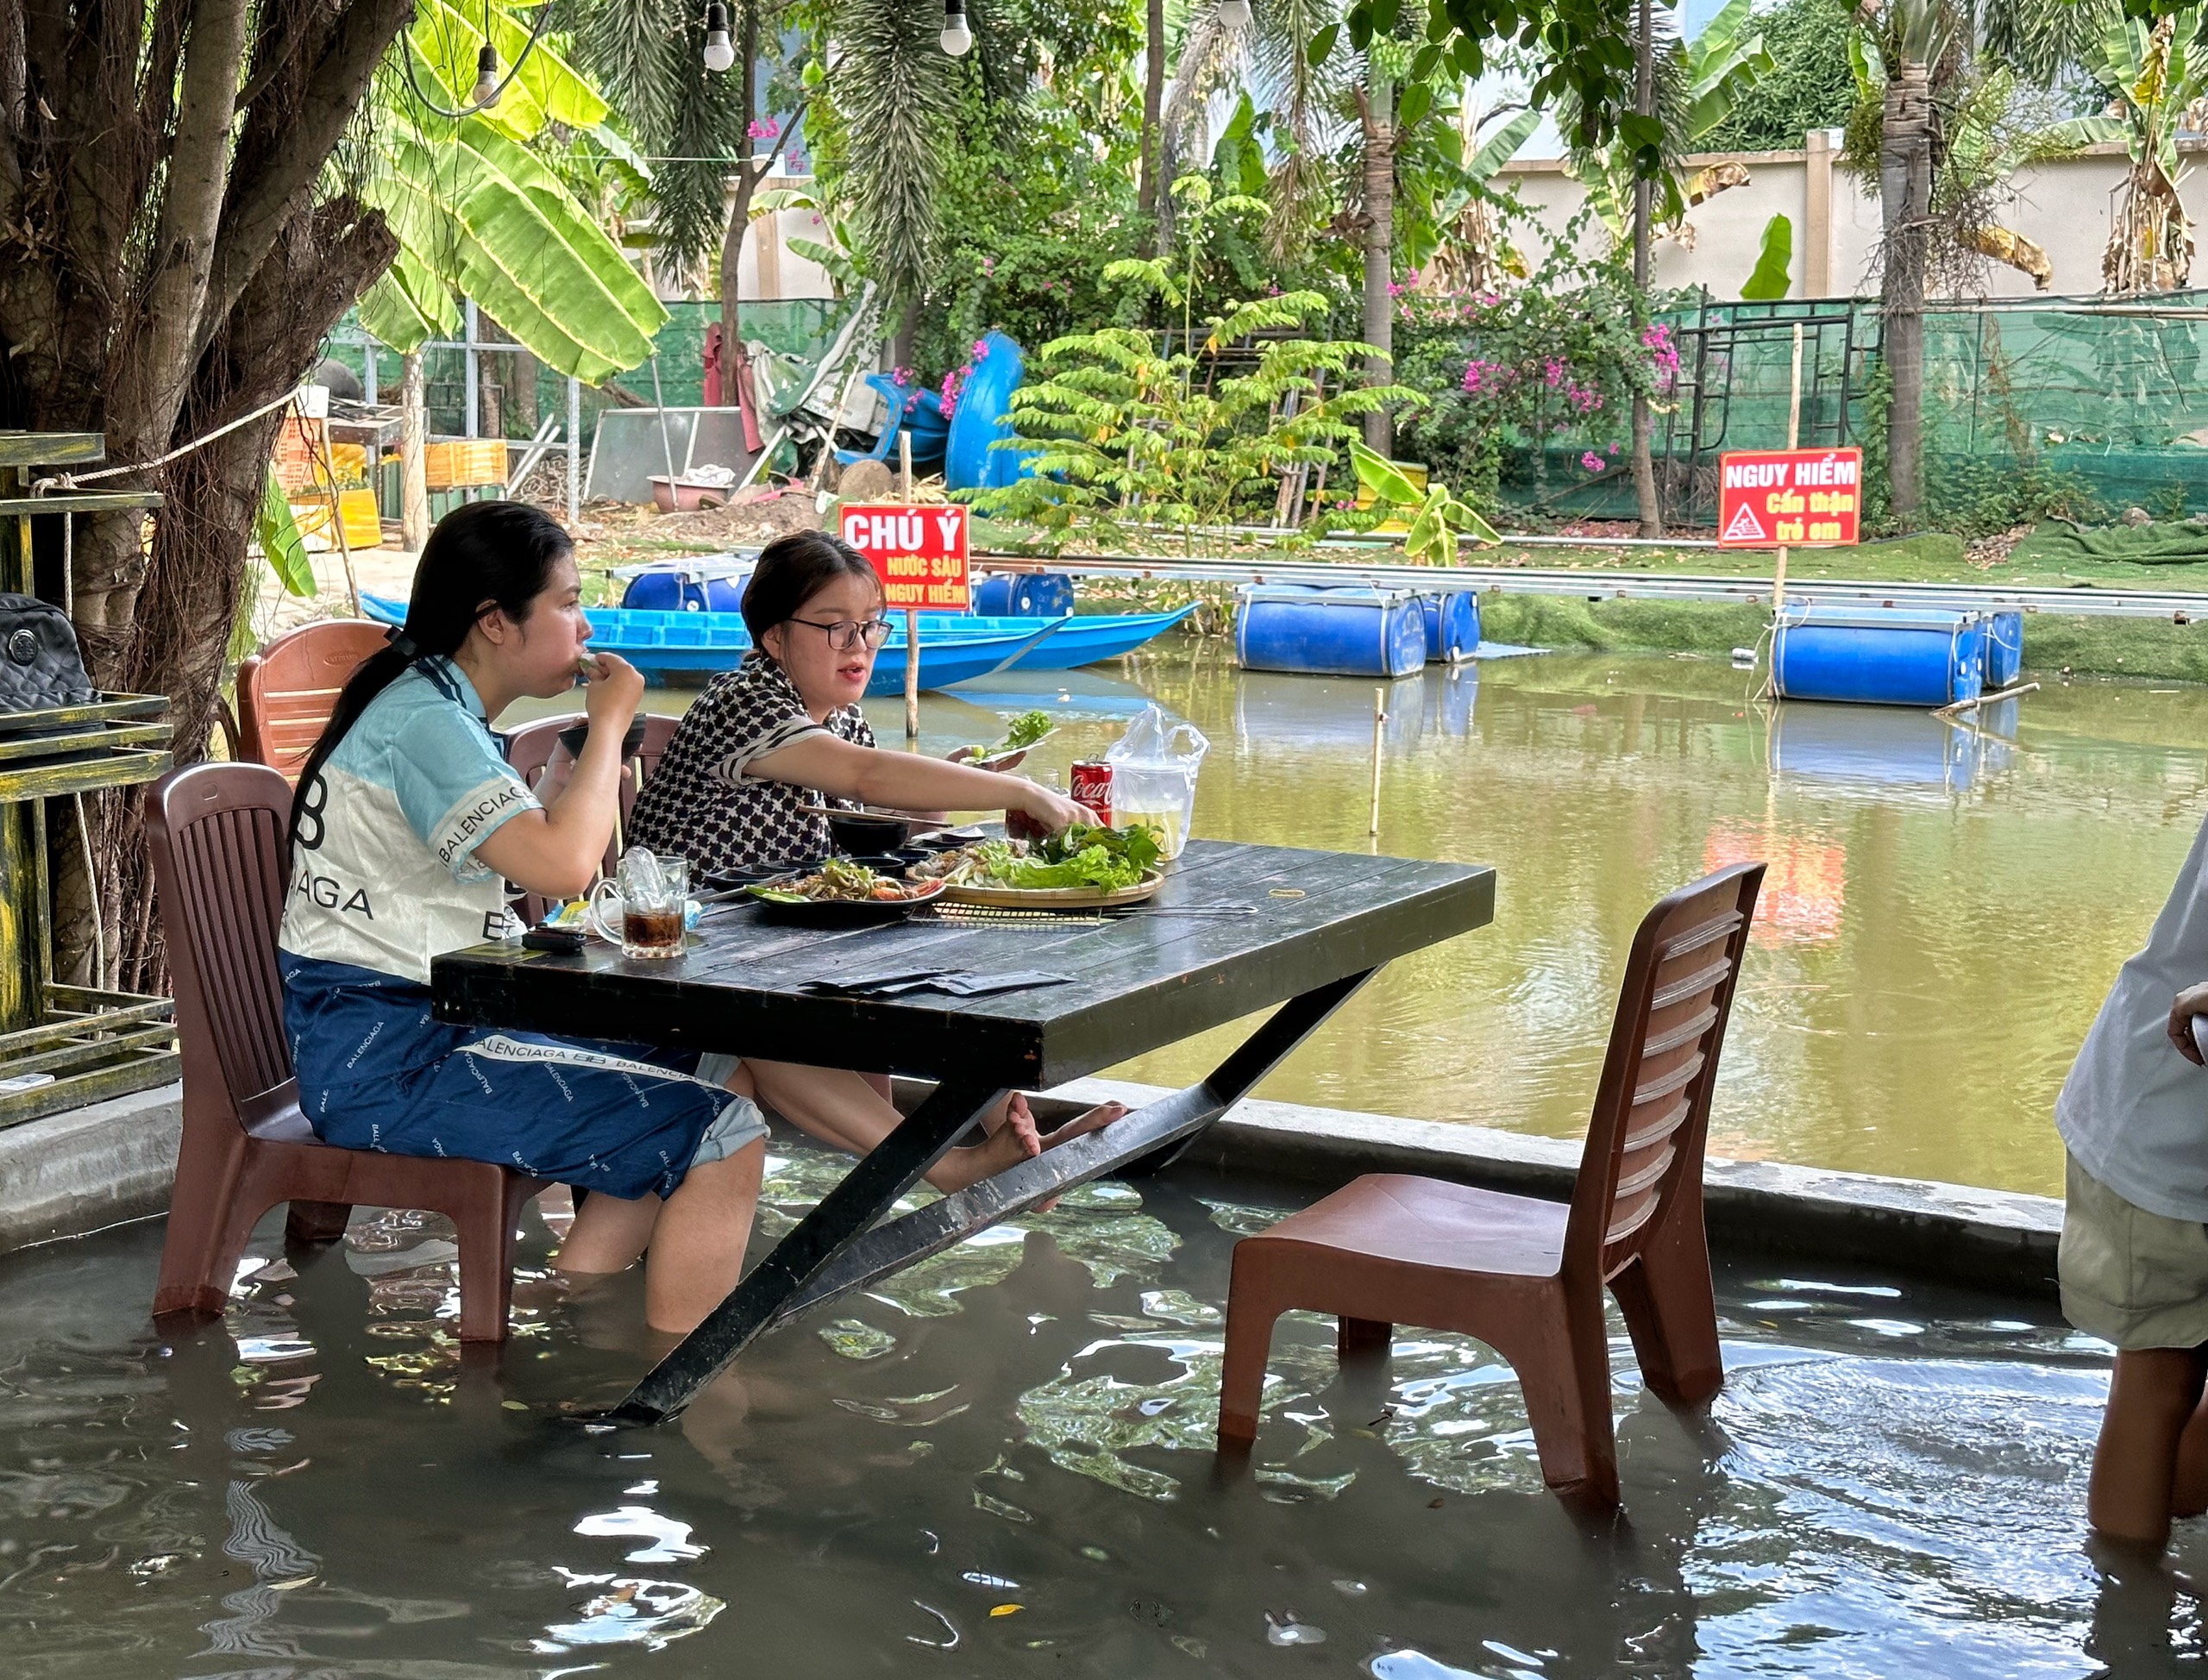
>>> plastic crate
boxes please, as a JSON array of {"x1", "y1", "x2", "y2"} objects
[{"x1": 424, "y1": 439, "x2": 509, "y2": 489}]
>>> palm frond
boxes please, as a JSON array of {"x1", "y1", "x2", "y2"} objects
[{"x1": 827, "y1": 0, "x2": 959, "y2": 303}]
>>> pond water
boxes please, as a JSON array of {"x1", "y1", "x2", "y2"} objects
[
  {"x1": 0, "y1": 1153, "x2": 2164, "y2": 1677},
  {"x1": 725, "y1": 645, "x2": 2201, "y2": 1201}
]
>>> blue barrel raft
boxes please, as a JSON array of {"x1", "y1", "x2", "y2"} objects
[
  {"x1": 1985, "y1": 610, "x2": 2023, "y2": 688},
  {"x1": 1235, "y1": 584, "x2": 1428, "y2": 679},
  {"x1": 1771, "y1": 606, "x2": 1986, "y2": 707},
  {"x1": 971, "y1": 572, "x2": 1076, "y2": 617},
  {"x1": 619, "y1": 555, "x2": 755, "y2": 614},
  {"x1": 1419, "y1": 591, "x2": 1480, "y2": 662}
]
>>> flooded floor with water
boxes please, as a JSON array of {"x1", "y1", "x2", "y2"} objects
[
  {"x1": 0, "y1": 1146, "x2": 2170, "y2": 1678},
  {"x1": 784, "y1": 646, "x2": 2208, "y2": 1200}
]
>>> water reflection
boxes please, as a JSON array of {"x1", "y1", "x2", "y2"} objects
[
  {"x1": 0, "y1": 1170, "x2": 2180, "y2": 1676},
  {"x1": 1046, "y1": 649, "x2": 2208, "y2": 1198}
]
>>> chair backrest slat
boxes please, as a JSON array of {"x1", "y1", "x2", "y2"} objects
[
  {"x1": 236, "y1": 620, "x2": 390, "y2": 782},
  {"x1": 1565, "y1": 864, "x2": 1765, "y2": 1284},
  {"x1": 147, "y1": 765, "x2": 298, "y2": 1125}
]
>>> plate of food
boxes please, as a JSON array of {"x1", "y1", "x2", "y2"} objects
[
  {"x1": 746, "y1": 857, "x2": 947, "y2": 925},
  {"x1": 910, "y1": 823, "x2": 1166, "y2": 908},
  {"x1": 958, "y1": 709, "x2": 1057, "y2": 772}
]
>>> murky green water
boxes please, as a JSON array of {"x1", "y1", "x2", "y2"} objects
[
  {"x1": 0, "y1": 1156, "x2": 2155, "y2": 1677},
  {"x1": 791, "y1": 646, "x2": 2200, "y2": 1200}
]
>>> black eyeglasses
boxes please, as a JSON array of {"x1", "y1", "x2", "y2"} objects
[{"x1": 785, "y1": 616, "x2": 894, "y2": 651}]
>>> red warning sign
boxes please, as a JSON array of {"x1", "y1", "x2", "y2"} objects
[
  {"x1": 838, "y1": 503, "x2": 971, "y2": 609},
  {"x1": 1716, "y1": 448, "x2": 1862, "y2": 549}
]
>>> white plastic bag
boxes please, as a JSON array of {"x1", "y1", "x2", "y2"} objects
[{"x1": 1104, "y1": 705, "x2": 1209, "y2": 859}]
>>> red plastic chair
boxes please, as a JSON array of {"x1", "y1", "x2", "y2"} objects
[
  {"x1": 145, "y1": 762, "x2": 547, "y2": 1342},
  {"x1": 1214, "y1": 862, "x2": 1766, "y2": 1507},
  {"x1": 235, "y1": 619, "x2": 391, "y2": 783},
  {"x1": 502, "y1": 711, "x2": 679, "y2": 923}
]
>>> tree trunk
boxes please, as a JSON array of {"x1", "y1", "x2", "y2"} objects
[
  {"x1": 719, "y1": 5, "x2": 763, "y2": 354},
  {"x1": 1360, "y1": 67, "x2": 1396, "y2": 457},
  {"x1": 401, "y1": 351, "x2": 430, "y2": 551},
  {"x1": 1880, "y1": 60, "x2": 1932, "y2": 520},
  {"x1": 1628, "y1": 0, "x2": 1663, "y2": 536},
  {"x1": 55, "y1": 203, "x2": 398, "y2": 990},
  {"x1": 1138, "y1": 0, "x2": 1166, "y2": 237}
]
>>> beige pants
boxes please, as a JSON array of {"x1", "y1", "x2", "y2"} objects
[{"x1": 2061, "y1": 1152, "x2": 2208, "y2": 1350}]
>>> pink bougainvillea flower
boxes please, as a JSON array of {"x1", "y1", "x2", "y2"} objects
[
  {"x1": 973, "y1": 339, "x2": 988, "y2": 360},
  {"x1": 746, "y1": 116, "x2": 781, "y2": 141},
  {"x1": 1582, "y1": 452, "x2": 1604, "y2": 473}
]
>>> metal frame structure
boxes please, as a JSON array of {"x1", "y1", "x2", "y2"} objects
[
  {"x1": 1657, "y1": 299, "x2": 1866, "y2": 529},
  {"x1": 0, "y1": 431, "x2": 177, "y2": 1127}
]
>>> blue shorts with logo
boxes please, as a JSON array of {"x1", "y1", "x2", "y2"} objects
[{"x1": 280, "y1": 951, "x2": 762, "y2": 1200}]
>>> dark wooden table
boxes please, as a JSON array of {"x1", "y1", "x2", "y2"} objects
[{"x1": 433, "y1": 838, "x2": 1494, "y2": 1422}]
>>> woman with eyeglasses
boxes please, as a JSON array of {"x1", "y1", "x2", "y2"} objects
[{"x1": 627, "y1": 529, "x2": 1124, "y2": 1187}]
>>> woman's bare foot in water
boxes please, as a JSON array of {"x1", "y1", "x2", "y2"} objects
[
  {"x1": 979, "y1": 1091, "x2": 1040, "y2": 1153},
  {"x1": 931, "y1": 1100, "x2": 1129, "y2": 1192}
]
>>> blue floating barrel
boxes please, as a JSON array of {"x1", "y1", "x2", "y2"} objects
[
  {"x1": 1771, "y1": 606, "x2": 1985, "y2": 707},
  {"x1": 972, "y1": 572, "x2": 1076, "y2": 617},
  {"x1": 620, "y1": 557, "x2": 753, "y2": 614},
  {"x1": 1419, "y1": 592, "x2": 1480, "y2": 662},
  {"x1": 1985, "y1": 610, "x2": 2023, "y2": 688},
  {"x1": 1235, "y1": 584, "x2": 1428, "y2": 679}
]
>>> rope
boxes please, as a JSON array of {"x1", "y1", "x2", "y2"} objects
[{"x1": 28, "y1": 386, "x2": 302, "y2": 495}]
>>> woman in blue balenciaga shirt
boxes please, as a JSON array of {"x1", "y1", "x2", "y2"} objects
[{"x1": 278, "y1": 500, "x2": 763, "y2": 1334}]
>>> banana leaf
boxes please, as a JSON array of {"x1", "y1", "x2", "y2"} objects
[
  {"x1": 254, "y1": 472, "x2": 317, "y2": 598},
  {"x1": 358, "y1": 245, "x2": 461, "y2": 353},
  {"x1": 1741, "y1": 213, "x2": 1794, "y2": 302},
  {"x1": 404, "y1": 0, "x2": 607, "y2": 139},
  {"x1": 364, "y1": 129, "x2": 660, "y2": 379}
]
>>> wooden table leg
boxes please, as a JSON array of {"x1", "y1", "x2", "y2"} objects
[{"x1": 603, "y1": 1077, "x2": 1007, "y2": 1426}]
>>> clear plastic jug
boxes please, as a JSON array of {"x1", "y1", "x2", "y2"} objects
[{"x1": 1105, "y1": 705, "x2": 1209, "y2": 860}]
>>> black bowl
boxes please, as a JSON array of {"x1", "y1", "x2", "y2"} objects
[
  {"x1": 908, "y1": 825, "x2": 987, "y2": 851},
  {"x1": 558, "y1": 716, "x2": 649, "y2": 763},
  {"x1": 826, "y1": 811, "x2": 915, "y2": 854},
  {"x1": 842, "y1": 853, "x2": 911, "y2": 878}
]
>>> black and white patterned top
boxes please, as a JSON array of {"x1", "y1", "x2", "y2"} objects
[{"x1": 628, "y1": 650, "x2": 875, "y2": 879}]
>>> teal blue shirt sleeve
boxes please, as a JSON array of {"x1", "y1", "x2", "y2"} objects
[{"x1": 385, "y1": 698, "x2": 541, "y2": 883}]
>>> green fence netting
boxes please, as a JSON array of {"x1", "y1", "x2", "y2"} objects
[{"x1": 1416, "y1": 292, "x2": 2208, "y2": 528}]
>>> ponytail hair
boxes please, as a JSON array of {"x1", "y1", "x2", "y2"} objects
[{"x1": 288, "y1": 499, "x2": 574, "y2": 844}]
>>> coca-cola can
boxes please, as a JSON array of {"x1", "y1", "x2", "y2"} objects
[{"x1": 1070, "y1": 760, "x2": 1113, "y2": 824}]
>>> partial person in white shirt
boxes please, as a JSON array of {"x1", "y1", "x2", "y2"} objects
[{"x1": 2059, "y1": 813, "x2": 2208, "y2": 1550}]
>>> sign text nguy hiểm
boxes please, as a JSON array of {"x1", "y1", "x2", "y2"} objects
[{"x1": 1716, "y1": 448, "x2": 1863, "y2": 548}]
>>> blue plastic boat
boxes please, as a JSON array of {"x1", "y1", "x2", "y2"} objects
[
  {"x1": 358, "y1": 596, "x2": 1186, "y2": 688},
  {"x1": 952, "y1": 607, "x2": 1195, "y2": 669}
]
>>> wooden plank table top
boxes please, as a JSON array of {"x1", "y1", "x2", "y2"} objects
[{"x1": 432, "y1": 839, "x2": 1495, "y2": 1087}]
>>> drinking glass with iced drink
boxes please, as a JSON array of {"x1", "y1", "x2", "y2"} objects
[{"x1": 587, "y1": 849, "x2": 690, "y2": 958}]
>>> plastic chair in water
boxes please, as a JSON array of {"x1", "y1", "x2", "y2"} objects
[
  {"x1": 1214, "y1": 863, "x2": 1766, "y2": 1507},
  {"x1": 501, "y1": 712, "x2": 679, "y2": 924},
  {"x1": 145, "y1": 762, "x2": 548, "y2": 1342},
  {"x1": 235, "y1": 619, "x2": 391, "y2": 783}
]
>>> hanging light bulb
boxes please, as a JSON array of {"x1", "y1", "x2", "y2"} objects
[
  {"x1": 702, "y1": 0, "x2": 736, "y2": 72},
  {"x1": 472, "y1": 41, "x2": 500, "y2": 110},
  {"x1": 1218, "y1": 0, "x2": 1251, "y2": 25},
  {"x1": 939, "y1": 0, "x2": 972, "y2": 56}
]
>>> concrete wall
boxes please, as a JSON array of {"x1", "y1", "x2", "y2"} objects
[{"x1": 1496, "y1": 135, "x2": 2208, "y2": 302}]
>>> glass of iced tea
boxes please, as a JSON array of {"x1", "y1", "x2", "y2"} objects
[{"x1": 586, "y1": 849, "x2": 690, "y2": 959}]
